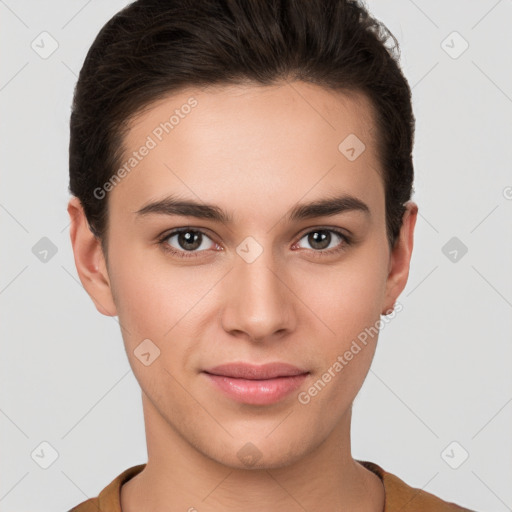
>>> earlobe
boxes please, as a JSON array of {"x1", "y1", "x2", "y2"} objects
[
  {"x1": 381, "y1": 201, "x2": 418, "y2": 315},
  {"x1": 67, "y1": 196, "x2": 118, "y2": 317}
]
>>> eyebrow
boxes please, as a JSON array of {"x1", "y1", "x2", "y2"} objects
[{"x1": 134, "y1": 193, "x2": 371, "y2": 224}]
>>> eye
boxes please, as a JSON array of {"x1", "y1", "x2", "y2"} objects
[
  {"x1": 293, "y1": 228, "x2": 351, "y2": 256},
  {"x1": 157, "y1": 226, "x2": 352, "y2": 260},
  {"x1": 158, "y1": 228, "x2": 218, "y2": 258}
]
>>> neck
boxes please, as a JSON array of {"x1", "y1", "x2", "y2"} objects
[{"x1": 121, "y1": 393, "x2": 385, "y2": 512}]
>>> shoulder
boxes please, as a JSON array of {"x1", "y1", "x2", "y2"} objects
[
  {"x1": 357, "y1": 460, "x2": 477, "y2": 512},
  {"x1": 67, "y1": 496, "x2": 100, "y2": 512},
  {"x1": 67, "y1": 464, "x2": 146, "y2": 512}
]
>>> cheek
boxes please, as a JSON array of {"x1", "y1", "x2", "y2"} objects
[
  {"x1": 295, "y1": 241, "x2": 388, "y2": 399},
  {"x1": 108, "y1": 259, "x2": 193, "y2": 400},
  {"x1": 299, "y1": 242, "x2": 388, "y2": 338},
  {"x1": 107, "y1": 235, "x2": 183, "y2": 331},
  {"x1": 107, "y1": 244, "x2": 217, "y2": 370}
]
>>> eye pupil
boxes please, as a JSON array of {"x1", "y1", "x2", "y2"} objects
[
  {"x1": 179, "y1": 230, "x2": 201, "y2": 250},
  {"x1": 309, "y1": 230, "x2": 331, "y2": 250}
]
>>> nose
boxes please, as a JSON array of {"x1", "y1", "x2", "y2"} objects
[{"x1": 220, "y1": 246, "x2": 297, "y2": 343}]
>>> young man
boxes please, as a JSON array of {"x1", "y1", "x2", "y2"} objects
[{"x1": 66, "y1": 0, "x2": 475, "y2": 510}]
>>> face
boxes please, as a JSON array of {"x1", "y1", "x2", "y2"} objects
[{"x1": 69, "y1": 81, "x2": 416, "y2": 470}]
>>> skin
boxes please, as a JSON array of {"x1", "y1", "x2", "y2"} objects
[{"x1": 68, "y1": 81, "x2": 417, "y2": 511}]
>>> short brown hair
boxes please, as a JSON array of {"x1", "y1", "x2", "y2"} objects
[{"x1": 69, "y1": 0, "x2": 415, "y2": 251}]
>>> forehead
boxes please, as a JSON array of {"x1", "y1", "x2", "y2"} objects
[{"x1": 110, "y1": 81, "x2": 384, "y2": 223}]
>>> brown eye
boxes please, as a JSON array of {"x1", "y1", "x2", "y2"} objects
[
  {"x1": 174, "y1": 230, "x2": 202, "y2": 251},
  {"x1": 307, "y1": 230, "x2": 333, "y2": 250},
  {"x1": 292, "y1": 228, "x2": 352, "y2": 259},
  {"x1": 160, "y1": 228, "x2": 216, "y2": 258}
]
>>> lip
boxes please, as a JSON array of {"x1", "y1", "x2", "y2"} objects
[
  {"x1": 202, "y1": 362, "x2": 309, "y2": 405},
  {"x1": 205, "y1": 362, "x2": 309, "y2": 379}
]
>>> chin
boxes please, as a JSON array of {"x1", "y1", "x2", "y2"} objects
[{"x1": 202, "y1": 434, "x2": 313, "y2": 471}]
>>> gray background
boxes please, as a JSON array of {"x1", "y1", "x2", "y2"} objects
[{"x1": 1, "y1": 0, "x2": 511, "y2": 510}]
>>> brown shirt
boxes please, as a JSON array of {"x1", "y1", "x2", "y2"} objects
[{"x1": 68, "y1": 460, "x2": 476, "y2": 511}]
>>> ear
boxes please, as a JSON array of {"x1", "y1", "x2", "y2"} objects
[
  {"x1": 67, "y1": 196, "x2": 117, "y2": 317},
  {"x1": 381, "y1": 201, "x2": 418, "y2": 315}
]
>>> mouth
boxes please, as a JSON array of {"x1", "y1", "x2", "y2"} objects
[{"x1": 202, "y1": 362, "x2": 310, "y2": 405}]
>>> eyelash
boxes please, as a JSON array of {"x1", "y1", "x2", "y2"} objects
[{"x1": 156, "y1": 227, "x2": 352, "y2": 260}]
